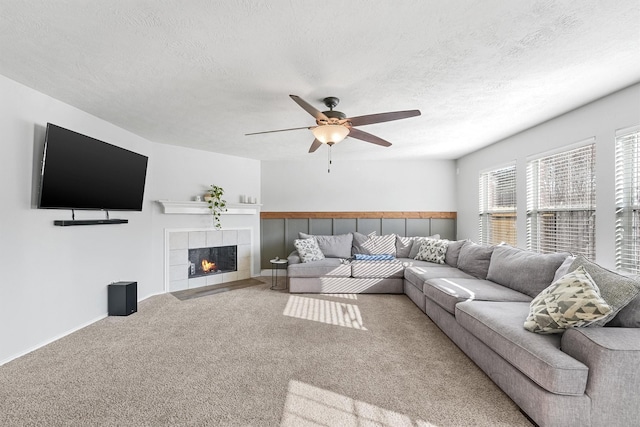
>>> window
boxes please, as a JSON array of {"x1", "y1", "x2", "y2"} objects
[
  {"x1": 527, "y1": 142, "x2": 596, "y2": 259},
  {"x1": 615, "y1": 127, "x2": 640, "y2": 274},
  {"x1": 479, "y1": 164, "x2": 516, "y2": 246}
]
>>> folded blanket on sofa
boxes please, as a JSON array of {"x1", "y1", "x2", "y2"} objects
[{"x1": 353, "y1": 254, "x2": 395, "y2": 261}]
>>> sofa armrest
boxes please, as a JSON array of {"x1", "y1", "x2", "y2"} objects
[
  {"x1": 561, "y1": 328, "x2": 640, "y2": 426},
  {"x1": 287, "y1": 251, "x2": 301, "y2": 265}
]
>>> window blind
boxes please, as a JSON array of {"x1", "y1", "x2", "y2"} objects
[
  {"x1": 615, "y1": 127, "x2": 640, "y2": 274},
  {"x1": 527, "y1": 143, "x2": 596, "y2": 258},
  {"x1": 479, "y1": 164, "x2": 516, "y2": 245}
]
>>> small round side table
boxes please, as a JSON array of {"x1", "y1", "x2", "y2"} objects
[{"x1": 270, "y1": 258, "x2": 288, "y2": 290}]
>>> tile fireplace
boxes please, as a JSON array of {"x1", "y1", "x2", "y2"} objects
[{"x1": 166, "y1": 228, "x2": 252, "y2": 291}]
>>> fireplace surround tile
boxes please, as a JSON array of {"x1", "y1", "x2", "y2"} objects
[
  {"x1": 238, "y1": 244, "x2": 251, "y2": 259},
  {"x1": 238, "y1": 229, "x2": 251, "y2": 245},
  {"x1": 188, "y1": 277, "x2": 207, "y2": 289},
  {"x1": 206, "y1": 230, "x2": 223, "y2": 247},
  {"x1": 206, "y1": 274, "x2": 223, "y2": 286},
  {"x1": 238, "y1": 255, "x2": 250, "y2": 271},
  {"x1": 169, "y1": 249, "x2": 187, "y2": 266},
  {"x1": 170, "y1": 265, "x2": 188, "y2": 282},
  {"x1": 222, "y1": 271, "x2": 238, "y2": 283},
  {"x1": 169, "y1": 232, "x2": 188, "y2": 250},
  {"x1": 188, "y1": 231, "x2": 206, "y2": 249},
  {"x1": 222, "y1": 230, "x2": 238, "y2": 246},
  {"x1": 171, "y1": 280, "x2": 188, "y2": 292}
]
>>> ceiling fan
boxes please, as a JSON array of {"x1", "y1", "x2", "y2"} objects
[{"x1": 246, "y1": 95, "x2": 421, "y2": 153}]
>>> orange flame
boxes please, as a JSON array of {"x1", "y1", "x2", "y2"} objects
[{"x1": 201, "y1": 259, "x2": 216, "y2": 273}]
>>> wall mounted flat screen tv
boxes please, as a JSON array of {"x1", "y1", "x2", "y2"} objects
[{"x1": 38, "y1": 123, "x2": 149, "y2": 211}]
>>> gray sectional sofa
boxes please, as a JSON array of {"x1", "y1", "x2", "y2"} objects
[{"x1": 287, "y1": 232, "x2": 640, "y2": 427}]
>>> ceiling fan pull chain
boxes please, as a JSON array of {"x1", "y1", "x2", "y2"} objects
[{"x1": 328, "y1": 145, "x2": 332, "y2": 173}]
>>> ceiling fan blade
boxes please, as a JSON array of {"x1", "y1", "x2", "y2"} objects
[
  {"x1": 308, "y1": 139, "x2": 323, "y2": 153},
  {"x1": 347, "y1": 128, "x2": 392, "y2": 147},
  {"x1": 290, "y1": 95, "x2": 329, "y2": 121},
  {"x1": 347, "y1": 110, "x2": 421, "y2": 127},
  {"x1": 245, "y1": 126, "x2": 311, "y2": 136}
]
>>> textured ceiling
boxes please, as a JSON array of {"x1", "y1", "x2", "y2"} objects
[{"x1": 1, "y1": 1, "x2": 639, "y2": 161}]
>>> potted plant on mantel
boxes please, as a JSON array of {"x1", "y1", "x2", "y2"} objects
[{"x1": 204, "y1": 184, "x2": 227, "y2": 229}]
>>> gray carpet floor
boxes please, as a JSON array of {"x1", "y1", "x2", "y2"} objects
[{"x1": 0, "y1": 280, "x2": 532, "y2": 426}]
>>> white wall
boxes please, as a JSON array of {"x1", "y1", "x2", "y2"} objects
[
  {"x1": 0, "y1": 75, "x2": 261, "y2": 364},
  {"x1": 456, "y1": 83, "x2": 640, "y2": 270},
  {"x1": 261, "y1": 158, "x2": 457, "y2": 211}
]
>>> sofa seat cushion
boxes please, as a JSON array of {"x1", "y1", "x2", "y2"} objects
[
  {"x1": 351, "y1": 260, "x2": 404, "y2": 278},
  {"x1": 287, "y1": 258, "x2": 351, "y2": 278},
  {"x1": 424, "y1": 278, "x2": 532, "y2": 315},
  {"x1": 404, "y1": 265, "x2": 473, "y2": 287},
  {"x1": 455, "y1": 301, "x2": 589, "y2": 396}
]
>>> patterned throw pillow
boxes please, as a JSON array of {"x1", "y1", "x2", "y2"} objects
[
  {"x1": 414, "y1": 238, "x2": 449, "y2": 264},
  {"x1": 524, "y1": 266, "x2": 612, "y2": 334},
  {"x1": 293, "y1": 238, "x2": 325, "y2": 263}
]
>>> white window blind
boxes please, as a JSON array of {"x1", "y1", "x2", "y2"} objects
[
  {"x1": 615, "y1": 127, "x2": 640, "y2": 274},
  {"x1": 479, "y1": 164, "x2": 516, "y2": 246},
  {"x1": 527, "y1": 143, "x2": 596, "y2": 259}
]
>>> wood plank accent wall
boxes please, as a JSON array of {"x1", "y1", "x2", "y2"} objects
[
  {"x1": 260, "y1": 211, "x2": 457, "y2": 269},
  {"x1": 261, "y1": 211, "x2": 456, "y2": 219}
]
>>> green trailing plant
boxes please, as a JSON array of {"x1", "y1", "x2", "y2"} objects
[{"x1": 205, "y1": 184, "x2": 227, "y2": 229}]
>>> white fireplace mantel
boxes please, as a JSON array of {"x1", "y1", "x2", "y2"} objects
[{"x1": 157, "y1": 200, "x2": 261, "y2": 215}]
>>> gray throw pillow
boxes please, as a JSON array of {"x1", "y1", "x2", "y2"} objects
[
  {"x1": 352, "y1": 231, "x2": 375, "y2": 255},
  {"x1": 486, "y1": 246, "x2": 569, "y2": 298},
  {"x1": 407, "y1": 234, "x2": 441, "y2": 259},
  {"x1": 299, "y1": 232, "x2": 353, "y2": 258},
  {"x1": 456, "y1": 242, "x2": 495, "y2": 279},
  {"x1": 444, "y1": 239, "x2": 468, "y2": 267},
  {"x1": 567, "y1": 256, "x2": 640, "y2": 326},
  {"x1": 552, "y1": 255, "x2": 576, "y2": 283},
  {"x1": 352, "y1": 232, "x2": 396, "y2": 256},
  {"x1": 395, "y1": 235, "x2": 413, "y2": 258}
]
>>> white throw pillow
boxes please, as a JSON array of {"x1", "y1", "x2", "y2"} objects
[
  {"x1": 414, "y1": 238, "x2": 448, "y2": 264},
  {"x1": 294, "y1": 238, "x2": 325, "y2": 263},
  {"x1": 524, "y1": 266, "x2": 612, "y2": 334}
]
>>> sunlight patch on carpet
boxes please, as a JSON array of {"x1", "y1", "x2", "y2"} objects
[
  {"x1": 281, "y1": 380, "x2": 437, "y2": 427},
  {"x1": 319, "y1": 293, "x2": 358, "y2": 300},
  {"x1": 283, "y1": 295, "x2": 367, "y2": 330}
]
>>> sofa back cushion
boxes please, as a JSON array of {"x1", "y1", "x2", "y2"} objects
[
  {"x1": 444, "y1": 239, "x2": 468, "y2": 267},
  {"x1": 299, "y1": 232, "x2": 353, "y2": 258},
  {"x1": 456, "y1": 242, "x2": 495, "y2": 279},
  {"x1": 487, "y1": 246, "x2": 568, "y2": 298}
]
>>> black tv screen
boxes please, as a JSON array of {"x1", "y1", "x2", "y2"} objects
[{"x1": 38, "y1": 123, "x2": 148, "y2": 211}]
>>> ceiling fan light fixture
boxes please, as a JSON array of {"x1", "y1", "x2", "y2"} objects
[{"x1": 312, "y1": 124, "x2": 349, "y2": 145}]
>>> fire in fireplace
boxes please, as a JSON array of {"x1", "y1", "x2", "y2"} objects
[{"x1": 188, "y1": 245, "x2": 237, "y2": 278}]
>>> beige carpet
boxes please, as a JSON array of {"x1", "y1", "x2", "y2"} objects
[{"x1": 0, "y1": 281, "x2": 532, "y2": 426}]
